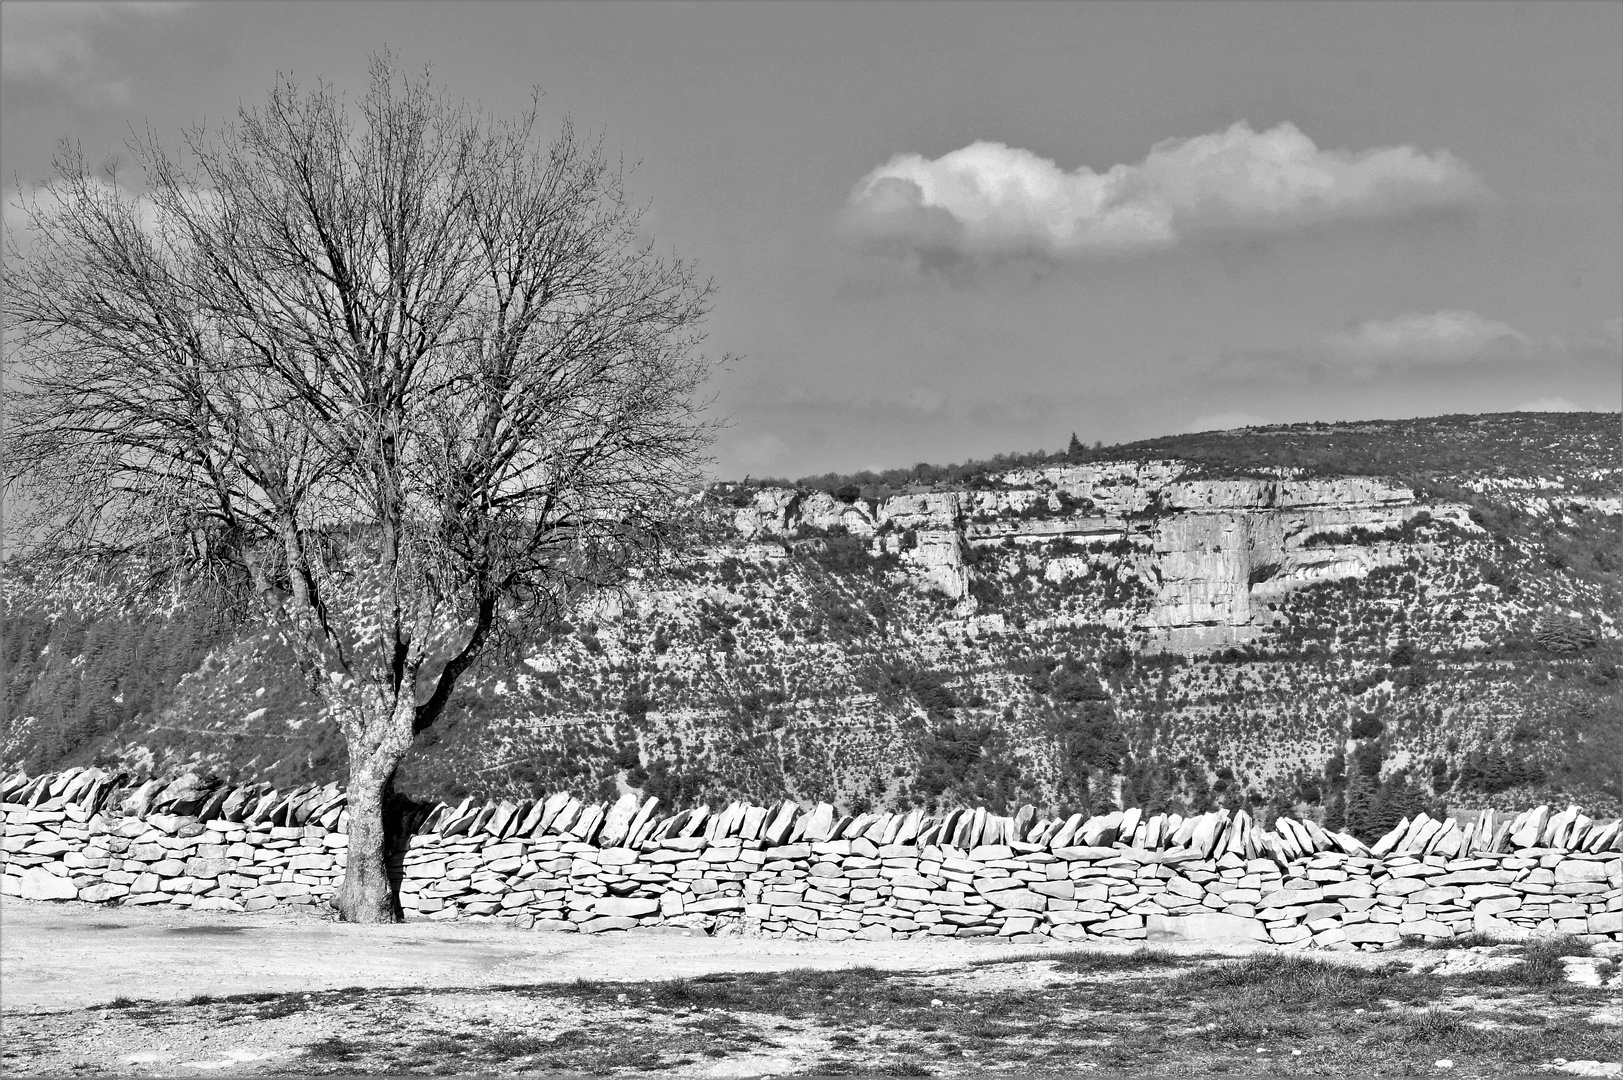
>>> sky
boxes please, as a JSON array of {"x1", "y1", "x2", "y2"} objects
[{"x1": 4, "y1": 1, "x2": 1620, "y2": 479}]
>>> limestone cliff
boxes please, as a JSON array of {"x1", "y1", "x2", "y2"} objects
[
  {"x1": 8, "y1": 412, "x2": 1615, "y2": 818},
  {"x1": 731, "y1": 464, "x2": 1481, "y2": 651}
]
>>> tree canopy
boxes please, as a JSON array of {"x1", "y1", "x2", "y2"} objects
[{"x1": 4, "y1": 57, "x2": 722, "y2": 920}]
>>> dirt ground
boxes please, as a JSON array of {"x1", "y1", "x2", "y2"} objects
[
  {"x1": 3, "y1": 897, "x2": 1620, "y2": 1078},
  {"x1": 0, "y1": 896, "x2": 1221, "y2": 1010}
]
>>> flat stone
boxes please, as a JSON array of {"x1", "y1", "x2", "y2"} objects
[
  {"x1": 986, "y1": 888, "x2": 1047, "y2": 912},
  {"x1": 1473, "y1": 911, "x2": 1534, "y2": 940},
  {"x1": 1547, "y1": 1061, "x2": 1621, "y2": 1077},
  {"x1": 77, "y1": 883, "x2": 130, "y2": 903},
  {"x1": 18, "y1": 868, "x2": 78, "y2": 901},
  {"x1": 1554, "y1": 861, "x2": 1611, "y2": 884},
  {"x1": 1343, "y1": 922, "x2": 1399, "y2": 944},
  {"x1": 581, "y1": 916, "x2": 638, "y2": 933},
  {"x1": 22, "y1": 839, "x2": 71, "y2": 857},
  {"x1": 594, "y1": 896, "x2": 659, "y2": 918},
  {"x1": 1386, "y1": 863, "x2": 1442, "y2": 879},
  {"x1": 184, "y1": 858, "x2": 231, "y2": 879},
  {"x1": 1475, "y1": 896, "x2": 1523, "y2": 917},
  {"x1": 191, "y1": 897, "x2": 244, "y2": 912},
  {"x1": 1047, "y1": 909, "x2": 1112, "y2": 925},
  {"x1": 1462, "y1": 884, "x2": 1518, "y2": 902},
  {"x1": 1399, "y1": 919, "x2": 1452, "y2": 938},
  {"x1": 1164, "y1": 877, "x2": 1205, "y2": 899},
  {"x1": 1433, "y1": 869, "x2": 1515, "y2": 886},
  {"x1": 686, "y1": 895, "x2": 745, "y2": 914},
  {"x1": 1146, "y1": 911, "x2": 1269, "y2": 946},
  {"x1": 1411, "y1": 887, "x2": 1463, "y2": 904},
  {"x1": 1260, "y1": 887, "x2": 1325, "y2": 908}
]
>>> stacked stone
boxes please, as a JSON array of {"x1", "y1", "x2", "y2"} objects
[
  {"x1": 1, "y1": 769, "x2": 348, "y2": 911},
  {"x1": 3, "y1": 768, "x2": 1619, "y2": 947},
  {"x1": 400, "y1": 833, "x2": 753, "y2": 932},
  {"x1": 1366, "y1": 805, "x2": 1623, "y2": 941}
]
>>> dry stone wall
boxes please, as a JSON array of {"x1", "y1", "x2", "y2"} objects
[{"x1": 4, "y1": 769, "x2": 1619, "y2": 948}]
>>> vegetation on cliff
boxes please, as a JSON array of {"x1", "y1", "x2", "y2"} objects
[{"x1": 3, "y1": 411, "x2": 1618, "y2": 835}]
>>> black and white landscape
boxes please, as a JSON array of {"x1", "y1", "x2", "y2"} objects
[{"x1": 3, "y1": 3, "x2": 1620, "y2": 1078}]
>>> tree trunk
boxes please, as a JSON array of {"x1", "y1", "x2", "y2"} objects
[{"x1": 335, "y1": 751, "x2": 403, "y2": 923}]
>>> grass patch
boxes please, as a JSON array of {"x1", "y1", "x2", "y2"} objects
[
  {"x1": 1525, "y1": 935, "x2": 1590, "y2": 961},
  {"x1": 57, "y1": 939, "x2": 1620, "y2": 1078},
  {"x1": 301, "y1": 1036, "x2": 367, "y2": 1062},
  {"x1": 1402, "y1": 1008, "x2": 1465, "y2": 1041},
  {"x1": 1450, "y1": 934, "x2": 1599, "y2": 989},
  {"x1": 219, "y1": 991, "x2": 282, "y2": 1004},
  {"x1": 104, "y1": 996, "x2": 137, "y2": 1009},
  {"x1": 485, "y1": 1030, "x2": 549, "y2": 1060},
  {"x1": 185, "y1": 994, "x2": 213, "y2": 1006},
  {"x1": 1175, "y1": 953, "x2": 1427, "y2": 1011},
  {"x1": 251, "y1": 995, "x2": 312, "y2": 1020},
  {"x1": 1048, "y1": 947, "x2": 1187, "y2": 974},
  {"x1": 559, "y1": 965, "x2": 937, "y2": 1021}
]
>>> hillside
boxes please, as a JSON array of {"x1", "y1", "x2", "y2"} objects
[{"x1": 3, "y1": 410, "x2": 1618, "y2": 837}]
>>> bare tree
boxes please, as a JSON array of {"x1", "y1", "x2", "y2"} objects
[{"x1": 4, "y1": 58, "x2": 721, "y2": 922}]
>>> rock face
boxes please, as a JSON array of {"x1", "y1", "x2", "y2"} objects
[
  {"x1": 5, "y1": 769, "x2": 1620, "y2": 948},
  {"x1": 729, "y1": 464, "x2": 1476, "y2": 651}
]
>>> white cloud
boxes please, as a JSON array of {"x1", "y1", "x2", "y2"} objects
[
  {"x1": 844, "y1": 122, "x2": 1486, "y2": 263},
  {"x1": 1322, "y1": 310, "x2": 1528, "y2": 365},
  {"x1": 1516, "y1": 396, "x2": 1578, "y2": 412}
]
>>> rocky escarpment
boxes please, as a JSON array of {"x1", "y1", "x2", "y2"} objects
[
  {"x1": 6, "y1": 413, "x2": 1615, "y2": 817},
  {"x1": 731, "y1": 464, "x2": 1479, "y2": 651}
]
